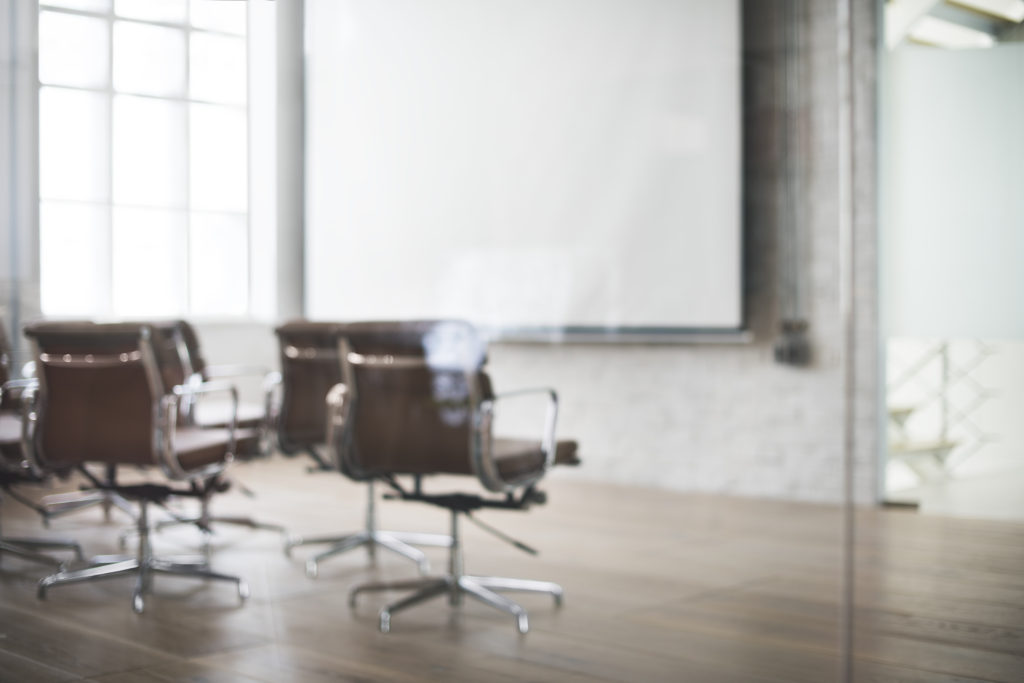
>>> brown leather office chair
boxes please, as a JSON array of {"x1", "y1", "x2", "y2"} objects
[
  {"x1": 144, "y1": 320, "x2": 285, "y2": 540},
  {"x1": 23, "y1": 321, "x2": 249, "y2": 613},
  {"x1": 20, "y1": 320, "x2": 139, "y2": 525},
  {"x1": 0, "y1": 323, "x2": 83, "y2": 567},
  {"x1": 275, "y1": 321, "x2": 451, "y2": 576},
  {"x1": 332, "y1": 320, "x2": 576, "y2": 634},
  {"x1": 172, "y1": 320, "x2": 273, "y2": 457}
]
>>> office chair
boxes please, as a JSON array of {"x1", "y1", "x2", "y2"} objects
[
  {"x1": 331, "y1": 320, "x2": 574, "y2": 634},
  {"x1": 24, "y1": 321, "x2": 249, "y2": 613},
  {"x1": 0, "y1": 324, "x2": 83, "y2": 567},
  {"x1": 172, "y1": 320, "x2": 274, "y2": 457},
  {"x1": 15, "y1": 320, "x2": 138, "y2": 526},
  {"x1": 275, "y1": 321, "x2": 451, "y2": 577},
  {"x1": 145, "y1": 320, "x2": 285, "y2": 541}
]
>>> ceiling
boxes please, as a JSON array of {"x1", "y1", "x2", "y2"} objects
[{"x1": 886, "y1": 0, "x2": 1024, "y2": 49}]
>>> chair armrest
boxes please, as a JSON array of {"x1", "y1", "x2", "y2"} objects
[
  {"x1": 474, "y1": 387, "x2": 558, "y2": 493},
  {"x1": 260, "y1": 371, "x2": 282, "y2": 456},
  {"x1": 324, "y1": 382, "x2": 349, "y2": 472},
  {"x1": 1, "y1": 377, "x2": 37, "y2": 407},
  {"x1": 2, "y1": 379, "x2": 42, "y2": 476},
  {"x1": 158, "y1": 380, "x2": 238, "y2": 480}
]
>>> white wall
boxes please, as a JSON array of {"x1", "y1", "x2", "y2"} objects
[
  {"x1": 882, "y1": 43, "x2": 1024, "y2": 495},
  {"x1": 884, "y1": 44, "x2": 1024, "y2": 339}
]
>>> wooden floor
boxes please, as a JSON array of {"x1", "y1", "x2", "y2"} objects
[{"x1": 1, "y1": 457, "x2": 1022, "y2": 682}]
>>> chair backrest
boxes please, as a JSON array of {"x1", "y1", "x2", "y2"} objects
[
  {"x1": 333, "y1": 320, "x2": 490, "y2": 480},
  {"x1": 274, "y1": 321, "x2": 347, "y2": 452},
  {"x1": 142, "y1": 320, "x2": 202, "y2": 424},
  {"x1": 23, "y1": 321, "x2": 165, "y2": 470},
  {"x1": 176, "y1": 319, "x2": 207, "y2": 378}
]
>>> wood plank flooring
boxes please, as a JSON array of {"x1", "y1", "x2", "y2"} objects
[{"x1": 1, "y1": 457, "x2": 1022, "y2": 682}]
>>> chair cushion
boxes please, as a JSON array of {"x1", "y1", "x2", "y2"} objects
[
  {"x1": 492, "y1": 438, "x2": 580, "y2": 483},
  {"x1": 232, "y1": 427, "x2": 262, "y2": 460},
  {"x1": 554, "y1": 440, "x2": 581, "y2": 466},
  {"x1": 173, "y1": 426, "x2": 234, "y2": 471}
]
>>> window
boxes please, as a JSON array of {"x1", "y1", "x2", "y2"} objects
[{"x1": 38, "y1": 0, "x2": 250, "y2": 318}]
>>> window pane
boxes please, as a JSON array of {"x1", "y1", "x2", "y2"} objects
[
  {"x1": 113, "y1": 21, "x2": 186, "y2": 97},
  {"x1": 190, "y1": 104, "x2": 247, "y2": 212},
  {"x1": 40, "y1": 87, "x2": 109, "y2": 202},
  {"x1": 190, "y1": 32, "x2": 247, "y2": 104},
  {"x1": 40, "y1": 201, "x2": 110, "y2": 317},
  {"x1": 190, "y1": 212, "x2": 248, "y2": 316},
  {"x1": 40, "y1": 0, "x2": 110, "y2": 13},
  {"x1": 112, "y1": 208, "x2": 187, "y2": 316},
  {"x1": 38, "y1": 11, "x2": 109, "y2": 89},
  {"x1": 113, "y1": 95, "x2": 187, "y2": 208},
  {"x1": 189, "y1": 0, "x2": 246, "y2": 35},
  {"x1": 115, "y1": 0, "x2": 186, "y2": 23}
]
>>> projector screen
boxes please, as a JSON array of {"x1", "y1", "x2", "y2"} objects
[{"x1": 306, "y1": 0, "x2": 742, "y2": 334}]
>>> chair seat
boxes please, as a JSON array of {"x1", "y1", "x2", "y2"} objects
[
  {"x1": 192, "y1": 401, "x2": 265, "y2": 458},
  {"x1": 174, "y1": 426, "x2": 239, "y2": 471},
  {"x1": 493, "y1": 439, "x2": 580, "y2": 483}
]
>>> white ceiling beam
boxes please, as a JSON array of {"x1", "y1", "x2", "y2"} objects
[
  {"x1": 886, "y1": 0, "x2": 943, "y2": 48},
  {"x1": 949, "y1": 0, "x2": 1024, "y2": 23},
  {"x1": 908, "y1": 15, "x2": 998, "y2": 47}
]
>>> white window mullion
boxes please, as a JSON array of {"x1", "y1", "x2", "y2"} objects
[
  {"x1": 183, "y1": 3, "x2": 193, "y2": 317},
  {"x1": 103, "y1": 1, "x2": 114, "y2": 317}
]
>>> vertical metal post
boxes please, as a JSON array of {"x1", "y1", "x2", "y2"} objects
[
  {"x1": 448, "y1": 511, "x2": 463, "y2": 606},
  {"x1": 836, "y1": 0, "x2": 857, "y2": 679},
  {"x1": 137, "y1": 501, "x2": 150, "y2": 562},
  {"x1": 365, "y1": 480, "x2": 376, "y2": 559}
]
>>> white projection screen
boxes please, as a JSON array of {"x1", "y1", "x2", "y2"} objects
[{"x1": 306, "y1": 0, "x2": 742, "y2": 336}]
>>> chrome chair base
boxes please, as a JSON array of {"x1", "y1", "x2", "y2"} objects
[
  {"x1": 37, "y1": 556, "x2": 250, "y2": 613},
  {"x1": 350, "y1": 573, "x2": 563, "y2": 634},
  {"x1": 286, "y1": 529, "x2": 452, "y2": 577},
  {"x1": 155, "y1": 515, "x2": 288, "y2": 538},
  {"x1": 348, "y1": 507, "x2": 562, "y2": 634},
  {"x1": 39, "y1": 489, "x2": 137, "y2": 526},
  {"x1": 0, "y1": 537, "x2": 84, "y2": 567},
  {"x1": 36, "y1": 500, "x2": 248, "y2": 613},
  {"x1": 285, "y1": 481, "x2": 451, "y2": 577}
]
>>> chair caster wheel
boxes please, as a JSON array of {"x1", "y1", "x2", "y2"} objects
[
  {"x1": 305, "y1": 560, "x2": 318, "y2": 579},
  {"x1": 132, "y1": 592, "x2": 145, "y2": 614},
  {"x1": 379, "y1": 610, "x2": 391, "y2": 633},
  {"x1": 515, "y1": 613, "x2": 529, "y2": 634},
  {"x1": 238, "y1": 581, "x2": 251, "y2": 601}
]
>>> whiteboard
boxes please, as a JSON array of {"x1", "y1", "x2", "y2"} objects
[{"x1": 306, "y1": 0, "x2": 742, "y2": 333}]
